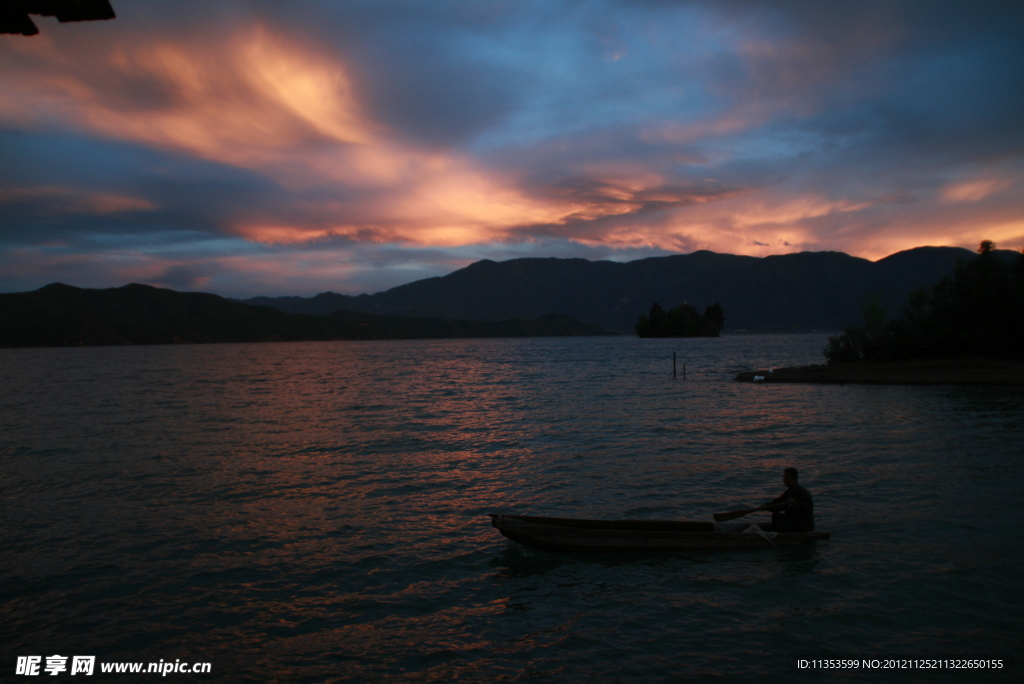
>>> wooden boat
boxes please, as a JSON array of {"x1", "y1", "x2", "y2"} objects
[{"x1": 490, "y1": 514, "x2": 829, "y2": 552}]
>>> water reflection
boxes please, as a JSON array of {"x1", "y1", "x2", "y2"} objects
[
  {"x1": 489, "y1": 538, "x2": 826, "y2": 583},
  {"x1": 489, "y1": 546, "x2": 565, "y2": 580},
  {"x1": 777, "y1": 545, "x2": 821, "y2": 575},
  {"x1": 2, "y1": 335, "x2": 1022, "y2": 682}
]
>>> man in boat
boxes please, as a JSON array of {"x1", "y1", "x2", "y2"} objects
[{"x1": 758, "y1": 467, "x2": 814, "y2": 532}]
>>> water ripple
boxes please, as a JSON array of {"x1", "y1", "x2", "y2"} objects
[{"x1": 1, "y1": 335, "x2": 1022, "y2": 682}]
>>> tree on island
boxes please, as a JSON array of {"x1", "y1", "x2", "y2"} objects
[
  {"x1": 636, "y1": 301, "x2": 725, "y2": 337},
  {"x1": 824, "y1": 241, "x2": 1024, "y2": 363}
]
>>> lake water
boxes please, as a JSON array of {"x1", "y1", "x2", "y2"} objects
[{"x1": 1, "y1": 334, "x2": 1021, "y2": 683}]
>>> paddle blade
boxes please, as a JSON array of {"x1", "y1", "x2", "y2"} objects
[{"x1": 713, "y1": 508, "x2": 759, "y2": 522}]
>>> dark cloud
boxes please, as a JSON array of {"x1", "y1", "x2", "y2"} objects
[{"x1": 1, "y1": 0, "x2": 1022, "y2": 295}]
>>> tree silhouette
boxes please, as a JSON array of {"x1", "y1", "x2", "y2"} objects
[
  {"x1": 824, "y1": 242, "x2": 1024, "y2": 362},
  {"x1": 636, "y1": 301, "x2": 725, "y2": 337}
]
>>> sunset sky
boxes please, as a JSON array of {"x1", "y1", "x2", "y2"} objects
[{"x1": 2, "y1": 0, "x2": 1022, "y2": 297}]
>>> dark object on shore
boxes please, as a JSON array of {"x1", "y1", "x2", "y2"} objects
[
  {"x1": 489, "y1": 514, "x2": 829, "y2": 552},
  {"x1": 735, "y1": 357, "x2": 1024, "y2": 385},
  {"x1": 636, "y1": 301, "x2": 724, "y2": 337},
  {"x1": 0, "y1": 283, "x2": 616, "y2": 348},
  {"x1": 824, "y1": 241, "x2": 1024, "y2": 363},
  {"x1": 1, "y1": 1, "x2": 116, "y2": 36}
]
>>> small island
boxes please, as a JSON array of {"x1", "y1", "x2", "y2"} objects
[
  {"x1": 737, "y1": 241, "x2": 1024, "y2": 385},
  {"x1": 636, "y1": 301, "x2": 724, "y2": 337}
]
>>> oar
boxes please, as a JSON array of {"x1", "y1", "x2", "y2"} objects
[{"x1": 713, "y1": 507, "x2": 761, "y2": 523}]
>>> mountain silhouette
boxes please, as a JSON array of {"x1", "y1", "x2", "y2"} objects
[
  {"x1": 0, "y1": 283, "x2": 614, "y2": 348},
  {"x1": 241, "y1": 246, "x2": 983, "y2": 332}
]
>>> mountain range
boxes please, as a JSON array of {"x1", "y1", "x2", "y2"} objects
[
  {"x1": 241, "y1": 246, "x2": 1001, "y2": 333},
  {"x1": 0, "y1": 283, "x2": 612, "y2": 348},
  {"x1": 4, "y1": 246, "x2": 1012, "y2": 347}
]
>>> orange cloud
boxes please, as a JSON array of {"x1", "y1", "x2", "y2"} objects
[
  {"x1": 1, "y1": 28, "x2": 376, "y2": 168},
  {"x1": 560, "y1": 190, "x2": 859, "y2": 255},
  {"x1": 3, "y1": 16, "x2": 1020, "y2": 272},
  {"x1": 941, "y1": 178, "x2": 1012, "y2": 203},
  {"x1": 1, "y1": 25, "x2": 618, "y2": 247},
  {"x1": 724, "y1": 195, "x2": 870, "y2": 229}
]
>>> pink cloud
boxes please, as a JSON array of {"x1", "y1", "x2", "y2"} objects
[
  {"x1": 2, "y1": 2, "x2": 1022, "y2": 299},
  {"x1": 2, "y1": 24, "x2": 638, "y2": 248},
  {"x1": 941, "y1": 177, "x2": 1013, "y2": 203}
]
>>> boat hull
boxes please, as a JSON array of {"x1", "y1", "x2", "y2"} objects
[{"x1": 490, "y1": 514, "x2": 829, "y2": 552}]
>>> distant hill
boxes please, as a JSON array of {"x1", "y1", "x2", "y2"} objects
[
  {"x1": 240, "y1": 246, "x2": 996, "y2": 332},
  {"x1": 0, "y1": 283, "x2": 614, "y2": 348}
]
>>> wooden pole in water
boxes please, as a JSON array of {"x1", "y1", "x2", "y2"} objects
[
  {"x1": 683, "y1": 363, "x2": 687, "y2": 380},
  {"x1": 673, "y1": 351, "x2": 677, "y2": 379}
]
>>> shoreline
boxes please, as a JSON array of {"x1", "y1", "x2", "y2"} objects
[{"x1": 735, "y1": 357, "x2": 1024, "y2": 386}]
